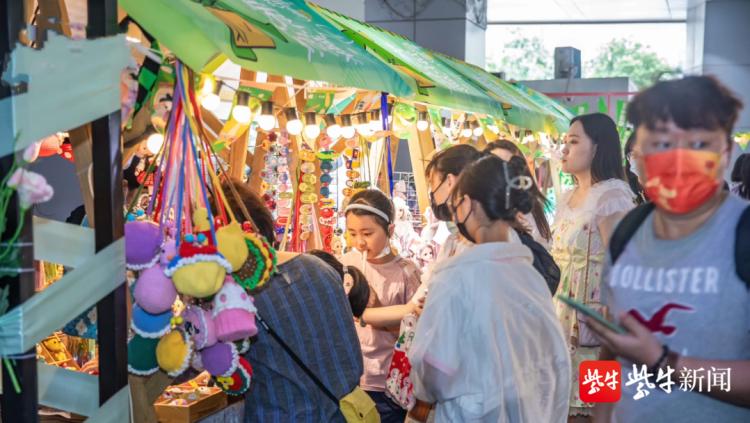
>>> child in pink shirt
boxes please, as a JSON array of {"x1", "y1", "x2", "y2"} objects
[{"x1": 342, "y1": 189, "x2": 421, "y2": 423}]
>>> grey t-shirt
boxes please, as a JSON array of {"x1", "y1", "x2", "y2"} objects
[{"x1": 603, "y1": 194, "x2": 750, "y2": 423}]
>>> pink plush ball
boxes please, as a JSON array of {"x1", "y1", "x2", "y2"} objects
[{"x1": 133, "y1": 264, "x2": 177, "y2": 314}]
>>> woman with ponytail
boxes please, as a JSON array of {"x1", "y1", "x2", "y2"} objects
[
  {"x1": 408, "y1": 155, "x2": 570, "y2": 423},
  {"x1": 484, "y1": 140, "x2": 552, "y2": 245}
]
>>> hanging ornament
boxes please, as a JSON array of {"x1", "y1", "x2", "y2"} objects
[
  {"x1": 316, "y1": 138, "x2": 337, "y2": 252},
  {"x1": 297, "y1": 142, "x2": 317, "y2": 245}
]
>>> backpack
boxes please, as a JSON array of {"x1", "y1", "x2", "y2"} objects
[
  {"x1": 515, "y1": 230, "x2": 561, "y2": 295},
  {"x1": 609, "y1": 202, "x2": 750, "y2": 288}
]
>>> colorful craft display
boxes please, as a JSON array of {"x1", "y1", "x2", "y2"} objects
[
  {"x1": 297, "y1": 144, "x2": 318, "y2": 243},
  {"x1": 343, "y1": 138, "x2": 363, "y2": 200},
  {"x1": 259, "y1": 132, "x2": 293, "y2": 242},
  {"x1": 124, "y1": 62, "x2": 278, "y2": 397},
  {"x1": 317, "y1": 139, "x2": 336, "y2": 252}
]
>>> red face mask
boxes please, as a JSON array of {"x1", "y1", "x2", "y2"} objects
[{"x1": 643, "y1": 149, "x2": 722, "y2": 214}]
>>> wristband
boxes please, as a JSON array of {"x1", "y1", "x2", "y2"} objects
[{"x1": 648, "y1": 344, "x2": 670, "y2": 376}]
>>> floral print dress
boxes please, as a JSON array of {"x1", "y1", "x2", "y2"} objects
[{"x1": 551, "y1": 179, "x2": 635, "y2": 416}]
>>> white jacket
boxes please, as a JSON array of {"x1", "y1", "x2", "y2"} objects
[{"x1": 408, "y1": 241, "x2": 571, "y2": 423}]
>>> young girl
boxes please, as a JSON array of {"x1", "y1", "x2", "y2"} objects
[
  {"x1": 408, "y1": 155, "x2": 571, "y2": 422},
  {"x1": 342, "y1": 189, "x2": 422, "y2": 423}
]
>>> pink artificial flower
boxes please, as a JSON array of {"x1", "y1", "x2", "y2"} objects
[
  {"x1": 21, "y1": 141, "x2": 41, "y2": 163},
  {"x1": 6, "y1": 168, "x2": 54, "y2": 209}
]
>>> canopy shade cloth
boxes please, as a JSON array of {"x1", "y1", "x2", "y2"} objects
[
  {"x1": 433, "y1": 53, "x2": 571, "y2": 134},
  {"x1": 312, "y1": 4, "x2": 503, "y2": 117},
  {"x1": 120, "y1": 0, "x2": 415, "y2": 97}
]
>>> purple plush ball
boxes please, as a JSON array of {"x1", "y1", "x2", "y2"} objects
[
  {"x1": 201, "y1": 342, "x2": 238, "y2": 377},
  {"x1": 125, "y1": 220, "x2": 164, "y2": 269}
]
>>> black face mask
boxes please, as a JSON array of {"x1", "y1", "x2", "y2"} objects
[
  {"x1": 429, "y1": 178, "x2": 452, "y2": 221},
  {"x1": 451, "y1": 197, "x2": 475, "y2": 243}
]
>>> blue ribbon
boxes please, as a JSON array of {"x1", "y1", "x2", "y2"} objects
[{"x1": 380, "y1": 92, "x2": 394, "y2": 196}]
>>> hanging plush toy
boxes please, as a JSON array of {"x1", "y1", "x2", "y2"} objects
[
  {"x1": 133, "y1": 263, "x2": 177, "y2": 314},
  {"x1": 128, "y1": 334, "x2": 160, "y2": 376},
  {"x1": 131, "y1": 303, "x2": 173, "y2": 339},
  {"x1": 232, "y1": 231, "x2": 277, "y2": 292},
  {"x1": 212, "y1": 278, "x2": 258, "y2": 342},
  {"x1": 216, "y1": 221, "x2": 249, "y2": 271},
  {"x1": 125, "y1": 211, "x2": 164, "y2": 271},
  {"x1": 166, "y1": 208, "x2": 232, "y2": 298},
  {"x1": 156, "y1": 329, "x2": 194, "y2": 377},
  {"x1": 181, "y1": 305, "x2": 218, "y2": 350},
  {"x1": 215, "y1": 357, "x2": 253, "y2": 396},
  {"x1": 201, "y1": 341, "x2": 239, "y2": 378}
]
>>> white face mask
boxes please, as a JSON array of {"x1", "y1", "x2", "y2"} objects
[
  {"x1": 375, "y1": 244, "x2": 391, "y2": 259},
  {"x1": 628, "y1": 158, "x2": 640, "y2": 178},
  {"x1": 355, "y1": 243, "x2": 391, "y2": 259}
]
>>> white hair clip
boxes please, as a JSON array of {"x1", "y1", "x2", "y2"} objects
[{"x1": 503, "y1": 161, "x2": 534, "y2": 210}]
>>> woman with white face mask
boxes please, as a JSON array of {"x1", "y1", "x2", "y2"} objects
[{"x1": 341, "y1": 189, "x2": 422, "y2": 423}]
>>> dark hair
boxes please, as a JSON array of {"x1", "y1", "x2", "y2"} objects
[
  {"x1": 425, "y1": 144, "x2": 482, "y2": 178},
  {"x1": 626, "y1": 75, "x2": 743, "y2": 141},
  {"x1": 570, "y1": 113, "x2": 626, "y2": 183},
  {"x1": 483, "y1": 141, "x2": 551, "y2": 241},
  {"x1": 739, "y1": 158, "x2": 750, "y2": 200},
  {"x1": 346, "y1": 189, "x2": 394, "y2": 234},
  {"x1": 220, "y1": 178, "x2": 275, "y2": 242},
  {"x1": 453, "y1": 155, "x2": 534, "y2": 223},
  {"x1": 731, "y1": 154, "x2": 746, "y2": 183},
  {"x1": 624, "y1": 133, "x2": 646, "y2": 204},
  {"x1": 483, "y1": 139, "x2": 524, "y2": 158},
  {"x1": 307, "y1": 250, "x2": 370, "y2": 318}
]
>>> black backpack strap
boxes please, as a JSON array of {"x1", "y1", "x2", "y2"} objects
[
  {"x1": 609, "y1": 203, "x2": 656, "y2": 264},
  {"x1": 256, "y1": 313, "x2": 339, "y2": 405},
  {"x1": 735, "y1": 205, "x2": 750, "y2": 288}
]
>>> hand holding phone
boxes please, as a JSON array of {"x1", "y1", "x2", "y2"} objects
[{"x1": 556, "y1": 295, "x2": 626, "y2": 334}]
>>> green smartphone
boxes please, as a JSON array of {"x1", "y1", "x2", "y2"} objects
[{"x1": 556, "y1": 295, "x2": 627, "y2": 334}]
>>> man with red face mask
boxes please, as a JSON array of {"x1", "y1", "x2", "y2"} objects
[{"x1": 587, "y1": 76, "x2": 750, "y2": 423}]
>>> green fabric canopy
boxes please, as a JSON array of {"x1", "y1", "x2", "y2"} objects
[
  {"x1": 313, "y1": 4, "x2": 571, "y2": 134},
  {"x1": 433, "y1": 52, "x2": 570, "y2": 134},
  {"x1": 514, "y1": 83, "x2": 575, "y2": 125},
  {"x1": 120, "y1": 0, "x2": 414, "y2": 97},
  {"x1": 312, "y1": 4, "x2": 503, "y2": 117}
]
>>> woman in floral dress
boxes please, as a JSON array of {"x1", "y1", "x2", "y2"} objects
[{"x1": 551, "y1": 113, "x2": 635, "y2": 421}]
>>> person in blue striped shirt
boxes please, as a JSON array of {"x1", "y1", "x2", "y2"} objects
[{"x1": 223, "y1": 179, "x2": 364, "y2": 422}]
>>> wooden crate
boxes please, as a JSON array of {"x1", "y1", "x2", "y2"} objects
[{"x1": 154, "y1": 390, "x2": 228, "y2": 423}]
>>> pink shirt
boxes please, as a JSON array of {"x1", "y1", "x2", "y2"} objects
[{"x1": 341, "y1": 251, "x2": 421, "y2": 391}]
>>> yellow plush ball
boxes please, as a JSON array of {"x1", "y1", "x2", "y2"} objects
[
  {"x1": 156, "y1": 330, "x2": 192, "y2": 377},
  {"x1": 172, "y1": 261, "x2": 225, "y2": 298},
  {"x1": 217, "y1": 222, "x2": 249, "y2": 272}
]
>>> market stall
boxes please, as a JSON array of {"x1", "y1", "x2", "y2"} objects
[
  {"x1": 116, "y1": 2, "x2": 576, "y2": 420},
  {"x1": 0, "y1": 0, "x2": 574, "y2": 422}
]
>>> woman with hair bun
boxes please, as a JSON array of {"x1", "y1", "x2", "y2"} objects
[{"x1": 408, "y1": 155, "x2": 571, "y2": 423}]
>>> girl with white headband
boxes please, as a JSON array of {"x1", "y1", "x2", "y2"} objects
[{"x1": 341, "y1": 189, "x2": 422, "y2": 423}]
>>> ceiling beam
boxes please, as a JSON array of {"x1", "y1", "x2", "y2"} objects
[{"x1": 488, "y1": 18, "x2": 686, "y2": 25}]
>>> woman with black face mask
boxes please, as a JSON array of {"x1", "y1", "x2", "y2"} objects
[
  {"x1": 409, "y1": 155, "x2": 571, "y2": 422},
  {"x1": 423, "y1": 145, "x2": 483, "y2": 279}
]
